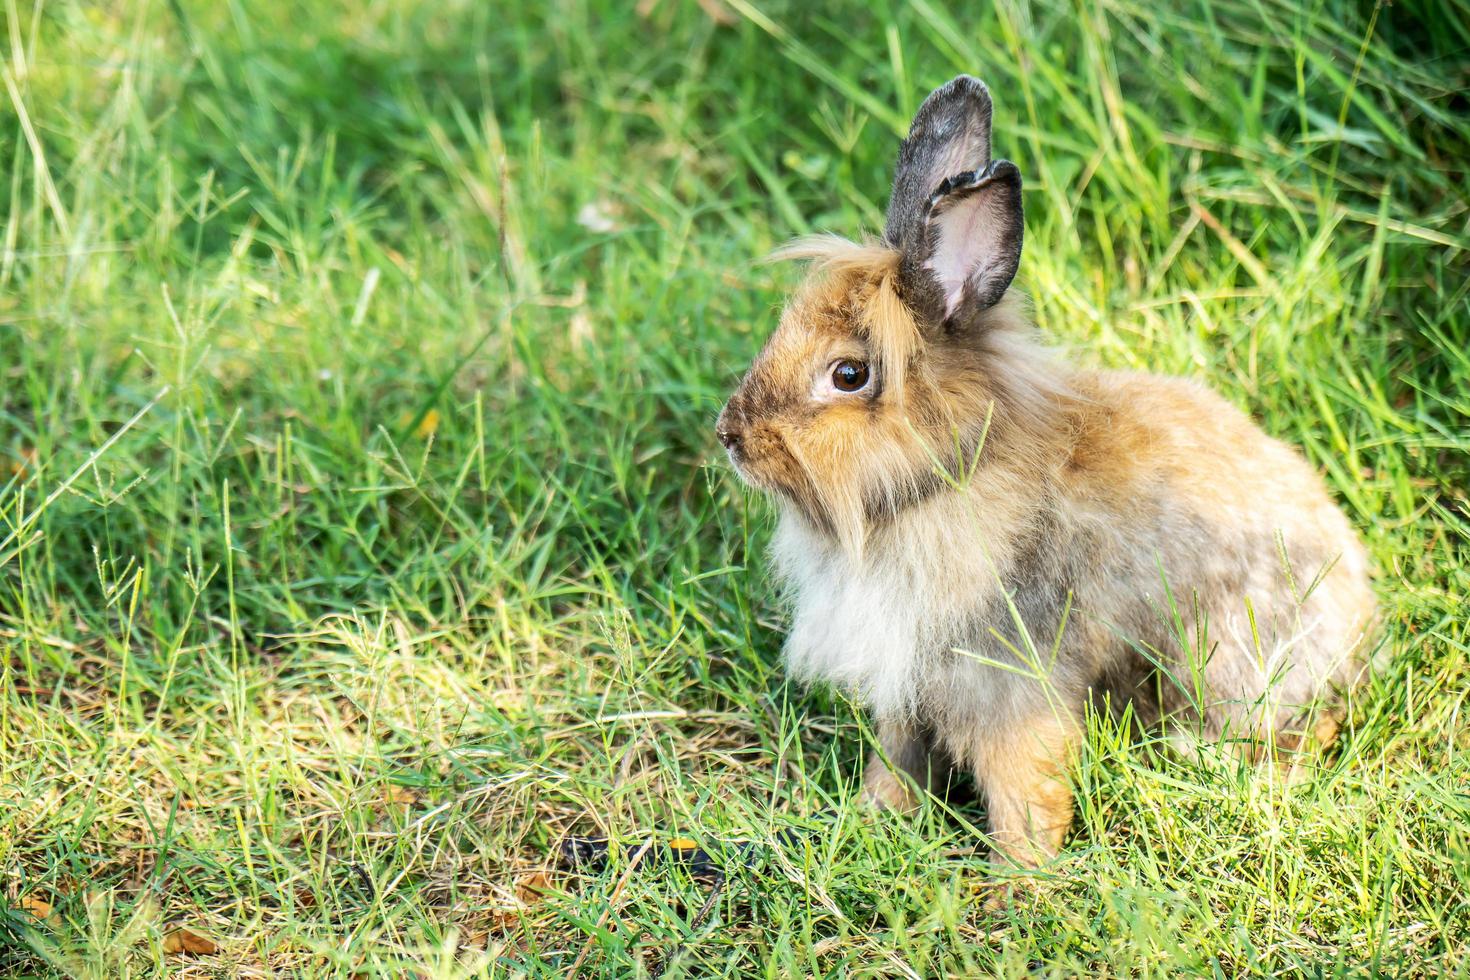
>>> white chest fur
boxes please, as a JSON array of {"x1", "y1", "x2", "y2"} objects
[{"x1": 769, "y1": 495, "x2": 1011, "y2": 720}]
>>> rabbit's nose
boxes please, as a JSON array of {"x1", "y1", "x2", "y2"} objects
[{"x1": 716, "y1": 405, "x2": 744, "y2": 451}]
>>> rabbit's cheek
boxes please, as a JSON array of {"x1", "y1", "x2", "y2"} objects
[
  {"x1": 739, "y1": 428, "x2": 790, "y2": 478},
  {"x1": 742, "y1": 428, "x2": 816, "y2": 498}
]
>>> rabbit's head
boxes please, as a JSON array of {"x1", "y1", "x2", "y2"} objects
[{"x1": 718, "y1": 76, "x2": 1046, "y2": 553}]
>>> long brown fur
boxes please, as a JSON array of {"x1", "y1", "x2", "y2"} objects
[{"x1": 717, "y1": 78, "x2": 1379, "y2": 869}]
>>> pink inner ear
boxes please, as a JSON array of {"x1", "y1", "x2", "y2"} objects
[{"x1": 925, "y1": 191, "x2": 1007, "y2": 318}]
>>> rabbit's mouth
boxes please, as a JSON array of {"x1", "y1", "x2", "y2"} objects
[
  {"x1": 722, "y1": 432, "x2": 793, "y2": 494},
  {"x1": 722, "y1": 446, "x2": 759, "y2": 487},
  {"x1": 739, "y1": 439, "x2": 855, "y2": 540}
]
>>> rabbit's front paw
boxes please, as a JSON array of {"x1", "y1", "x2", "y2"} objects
[{"x1": 860, "y1": 758, "x2": 921, "y2": 814}]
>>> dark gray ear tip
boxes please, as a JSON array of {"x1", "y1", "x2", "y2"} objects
[
  {"x1": 909, "y1": 74, "x2": 993, "y2": 133},
  {"x1": 932, "y1": 74, "x2": 991, "y2": 105},
  {"x1": 983, "y1": 159, "x2": 1022, "y2": 186}
]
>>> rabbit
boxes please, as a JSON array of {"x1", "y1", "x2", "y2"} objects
[{"x1": 715, "y1": 75, "x2": 1380, "y2": 869}]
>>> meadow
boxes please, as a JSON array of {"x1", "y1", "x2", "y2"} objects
[{"x1": 2, "y1": 0, "x2": 1467, "y2": 975}]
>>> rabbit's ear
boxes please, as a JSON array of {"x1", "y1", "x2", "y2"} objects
[
  {"x1": 884, "y1": 76, "x2": 1023, "y2": 330},
  {"x1": 917, "y1": 161, "x2": 1023, "y2": 325},
  {"x1": 885, "y1": 76, "x2": 994, "y2": 251}
]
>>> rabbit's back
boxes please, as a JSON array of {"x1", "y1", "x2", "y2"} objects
[{"x1": 1044, "y1": 369, "x2": 1378, "y2": 740}]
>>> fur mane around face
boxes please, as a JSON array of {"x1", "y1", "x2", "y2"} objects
[
  {"x1": 725, "y1": 234, "x2": 1076, "y2": 559},
  {"x1": 769, "y1": 235, "x2": 919, "y2": 408}
]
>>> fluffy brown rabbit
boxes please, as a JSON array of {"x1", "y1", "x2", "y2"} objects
[{"x1": 716, "y1": 76, "x2": 1379, "y2": 868}]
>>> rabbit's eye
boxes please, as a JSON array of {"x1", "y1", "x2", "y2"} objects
[{"x1": 831, "y1": 360, "x2": 870, "y2": 393}]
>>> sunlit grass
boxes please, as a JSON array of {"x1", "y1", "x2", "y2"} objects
[{"x1": 1, "y1": 0, "x2": 1467, "y2": 975}]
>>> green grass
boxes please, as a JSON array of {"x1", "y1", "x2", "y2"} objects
[{"x1": 1, "y1": 0, "x2": 1467, "y2": 975}]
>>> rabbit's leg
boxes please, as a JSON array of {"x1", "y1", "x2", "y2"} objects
[
  {"x1": 862, "y1": 717, "x2": 943, "y2": 813},
  {"x1": 968, "y1": 711, "x2": 1078, "y2": 867}
]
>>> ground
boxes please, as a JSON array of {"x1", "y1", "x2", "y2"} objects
[{"x1": 1, "y1": 0, "x2": 1467, "y2": 976}]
